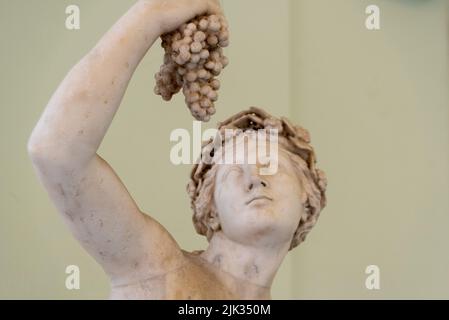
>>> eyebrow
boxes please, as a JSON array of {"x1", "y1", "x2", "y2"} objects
[{"x1": 220, "y1": 165, "x2": 242, "y2": 182}]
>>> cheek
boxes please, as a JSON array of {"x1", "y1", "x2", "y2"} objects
[
  {"x1": 214, "y1": 181, "x2": 239, "y2": 220},
  {"x1": 215, "y1": 170, "x2": 243, "y2": 204},
  {"x1": 272, "y1": 176, "x2": 303, "y2": 218}
]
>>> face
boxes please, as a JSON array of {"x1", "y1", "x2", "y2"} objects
[{"x1": 213, "y1": 134, "x2": 305, "y2": 248}]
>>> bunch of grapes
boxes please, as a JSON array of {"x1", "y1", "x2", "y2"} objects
[{"x1": 154, "y1": 14, "x2": 229, "y2": 122}]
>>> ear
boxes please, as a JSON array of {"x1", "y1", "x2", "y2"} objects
[
  {"x1": 206, "y1": 197, "x2": 221, "y2": 240},
  {"x1": 299, "y1": 188, "x2": 309, "y2": 221},
  {"x1": 300, "y1": 201, "x2": 317, "y2": 231}
]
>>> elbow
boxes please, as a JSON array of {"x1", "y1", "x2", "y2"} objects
[
  {"x1": 27, "y1": 135, "x2": 51, "y2": 165},
  {"x1": 27, "y1": 138, "x2": 72, "y2": 172},
  {"x1": 27, "y1": 140, "x2": 38, "y2": 160},
  {"x1": 27, "y1": 115, "x2": 74, "y2": 166},
  {"x1": 27, "y1": 131, "x2": 92, "y2": 171},
  {"x1": 27, "y1": 128, "x2": 62, "y2": 167},
  {"x1": 27, "y1": 107, "x2": 54, "y2": 162},
  {"x1": 27, "y1": 136, "x2": 73, "y2": 185},
  {"x1": 27, "y1": 128, "x2": 41, "y2": 159}
]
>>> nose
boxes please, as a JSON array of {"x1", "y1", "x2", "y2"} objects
[{"x1": 244, "y1": 164, "x2": 269, "y2": 192}]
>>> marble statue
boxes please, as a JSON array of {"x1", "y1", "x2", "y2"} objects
[{"x1": 27, "y1": 0, "x2": 327, "y2": 299}]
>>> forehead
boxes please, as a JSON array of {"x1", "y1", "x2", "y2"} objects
[
  {"x1": 214, "y1": 139, "x2": 295, "y2": 174},
  {"x1": 213, "y1": 132, "x2": 280, "y2": 160}
]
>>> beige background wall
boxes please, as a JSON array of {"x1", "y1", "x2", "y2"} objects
[
  {"x1": 0, "y1": 0, "x2": 448, "y2": 299},
  {"x1": 290, "y1": 0, "x2": 449, "y2": 299}
]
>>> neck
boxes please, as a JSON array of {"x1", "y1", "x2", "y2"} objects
[{"x1": 200, "y1": 231, "x2": 290, "y2": 290}]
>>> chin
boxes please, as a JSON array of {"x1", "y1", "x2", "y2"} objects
[
  {"x1": 235, "y1": 215, "x2": 296, "y2": 247},
  {"x1": 247, "y1": 227, "x2": 294, "y2": 248},
  {"x1": 244, "y1": 205, "x2": 293, "y2": 228}
]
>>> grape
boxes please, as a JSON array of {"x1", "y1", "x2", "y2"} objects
[{"x1": 153, "y1": 14, "x2": 229, "y2": 121}]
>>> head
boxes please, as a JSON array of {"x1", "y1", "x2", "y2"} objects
[{"x1": 187, "y1": 107, "x2": 327, "y2": 250}]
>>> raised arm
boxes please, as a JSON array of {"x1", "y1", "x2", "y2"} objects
[{"x1": 27, "y1": 0, "x2": 222, "y2": 285}]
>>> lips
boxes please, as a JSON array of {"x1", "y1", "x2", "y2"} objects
[{"x1": 245, "y1": 195, "x2": 273, "y2": 205}]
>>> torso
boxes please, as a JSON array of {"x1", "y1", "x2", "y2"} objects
[{"x1": 109, "y1": 251, "x2": 270, "y2": 300}]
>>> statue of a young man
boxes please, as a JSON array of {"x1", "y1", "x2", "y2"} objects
[{"x1": 27, "y1": 0, "x2": 327, "y2": 299}]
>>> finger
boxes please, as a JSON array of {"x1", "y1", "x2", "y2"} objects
[{"x1": 206, "y1": 0, "x2": 224, "y2": 15}]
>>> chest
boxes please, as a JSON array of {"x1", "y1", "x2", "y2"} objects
[{"x1": 109, "y1": 263, "x2": 236, "y2": 300}]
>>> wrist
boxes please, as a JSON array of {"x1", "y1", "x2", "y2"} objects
[{"x1": 136, "y1": 0, "x2": 166, "y2": 37}]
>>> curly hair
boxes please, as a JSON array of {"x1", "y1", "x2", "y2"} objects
[{"x1": 186, "y1": 107, "x2": 327, "y2": 250}]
